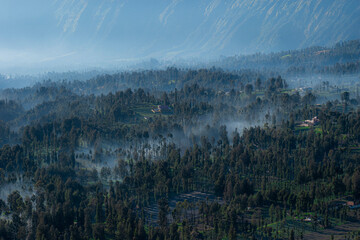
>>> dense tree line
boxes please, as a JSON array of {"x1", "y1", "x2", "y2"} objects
[
  {"x1": 1, "y1": 68, "x2": 360, "y2": 239},
  {"x1": 1, "y1": 102, "x2": 360, "y2": 239}
]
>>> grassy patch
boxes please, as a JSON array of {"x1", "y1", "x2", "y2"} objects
[
  {"x1": 281, "y1": 54, "x2": 291, "y2": 59},
  {"x1": 295, "y1": 126, "x2": 310, "y2": 131},
  {"x1": 168, "y1": 80, "x2": 176, "y2": 84},
  {"x1": 314, "y1": 127, "x2": 323, "y2": 134},
  {"x1": 131, "y1": 103, "x2": 158, "y2": 117}
]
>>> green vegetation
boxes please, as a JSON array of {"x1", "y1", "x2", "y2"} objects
[{"x1": 0, "y1": 66, "x2": 360, "y2": 239}]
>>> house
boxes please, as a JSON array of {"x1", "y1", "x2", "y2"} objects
[
  {"x1": 345, "y1": 201, "x2": 360, "y2": 209},
  {"x1": 304, "y1": 116, "x2": 320, "y2": 126},
  {"x1": 315, "y1": 50, "x2": 330, "y2": 55},
  {"x1": 299, "y1": 116, "x2": 320, "y2": 127},
  {"x1": 297, "y1": 87, "x2": 313, "y2": 93}
]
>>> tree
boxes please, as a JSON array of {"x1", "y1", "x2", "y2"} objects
[
  {"x1": 341, "y1": 91, "x2": 350, "y2": 103},
  {"x1": 219, "y1": 125, "x2": 229, "y2": 146},
  {"x1": 255, "y1": 78, "x2": 262, "y2": 90},
  {"x1": 7, "y1": 191, "x2": 24, "y2": 214},
  {"x1": 229, "y1": 224, "x2": 237, "y2": 240},
  {"x1": 302, "y1": 92, "x2": 316, "y2": 105},
  {"x1": 162, "y1": 92, "x2": 170, "y2": 105},
  {"x1": 95, "y1": 194, "x2": 104, "y2": 223},
  {"x1": 93, "y1": 223, "x2": 105, "y2": 240},
  {"x1": 245, "y1": 84, "x2": 254, "y2": 96},
  {"x1": 341, "y1": 91, "x2": 350, "y2": 112},
  {"x1": 158, "y1": 198, "x2": 169, "y2": 229},
  {"x1": 290, "y1": 229, "x2": 295, "y2": 240},
  {"x1": 352, "y1": 169, "x2": 360, "y2": 199}
]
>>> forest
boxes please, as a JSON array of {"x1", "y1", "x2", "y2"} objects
[{"x1": 1, "y1": 43, "x2": 360, "y2": 240}]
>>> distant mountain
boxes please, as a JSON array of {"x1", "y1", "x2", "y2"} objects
[
  {"x1": 212, "y1": 39, "x2": 360, "y2": 72},
  {"x1": 1, "y1": 0, "x2": 360, "y2": 69}
]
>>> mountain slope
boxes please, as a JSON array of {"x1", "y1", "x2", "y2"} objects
[{"x1": 1, "y1": 0, "x2": 360, "y2": 69}]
